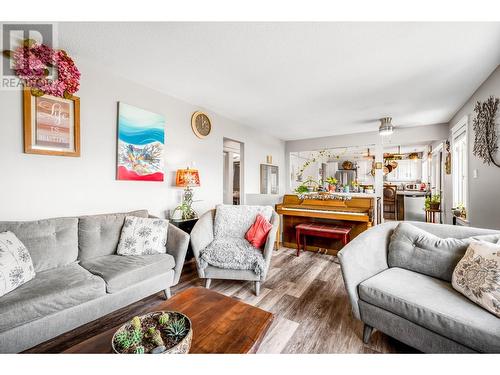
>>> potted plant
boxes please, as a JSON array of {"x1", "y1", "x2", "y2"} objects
[
  {"x1": 295, "y1": 184, "x2": 309, "y2": 194},
  {"x1": 425, "y1": 194, "x2": 441, "y2": 210},
  {"x1": 325, "y1": 176, "x2": 338, "y2": 192},
  {"x1": 304, "y1": 177, "x2": 319, "y2": 192},
  {"x1": 112, "y1": 311, "x2": 192, "y2": 354}
]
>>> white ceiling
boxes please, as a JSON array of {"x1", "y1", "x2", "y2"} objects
[{"x1": 59, "y1": 22, "x2": 500, "y2": 140}]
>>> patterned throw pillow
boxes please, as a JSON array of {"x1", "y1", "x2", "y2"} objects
[
  {"x1": 0, "y1": 231, "x2": 36, "y2": 297},
  {"x1": 116, "y1": 216, "x2": 169, "y2": 256},
  {"x1": 452, "y1": 241, "x2": 500, "y2": 317}
]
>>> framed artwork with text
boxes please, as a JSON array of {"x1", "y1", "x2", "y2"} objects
[{"x1": 23, "y1": 88, "x2": 80, "y2": 157}]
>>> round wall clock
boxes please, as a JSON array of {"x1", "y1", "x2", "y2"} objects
[{"x1": 191, "y1": 111, "x2": 212, "y2": 138}]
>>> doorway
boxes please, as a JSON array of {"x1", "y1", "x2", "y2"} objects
[{"x1": 223, "y1": 138, "x2": 244, "y2": 205}]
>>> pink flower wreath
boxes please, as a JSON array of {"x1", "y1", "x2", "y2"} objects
[{"x1": 9, "y1": 40, "x2": 81, "y2": 98}]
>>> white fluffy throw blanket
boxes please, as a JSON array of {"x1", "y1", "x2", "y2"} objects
[
  {"x1": 199, "y1": 204, "x2": 272, "y2": 276},
  {"x1": 199, "y1": 238, "x2": 266, "y2": 276}
]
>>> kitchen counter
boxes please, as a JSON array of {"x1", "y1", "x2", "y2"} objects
[{"x1": 396, "y1": 191, "x2": 430, "y2": 196}]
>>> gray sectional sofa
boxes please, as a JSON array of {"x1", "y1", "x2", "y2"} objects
[
  {"x1": 0, "y1": 210, "x2": 189, "y2": 353},
  {"x1": 338, "y1": 221, "x2": 500, "y2": 353}
]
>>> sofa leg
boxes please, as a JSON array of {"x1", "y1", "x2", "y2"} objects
[
  {"x1": 205, "y1": 278, "x2": 212, "y2": 289},
  {"x1": 363, "y1": 324, "x2": 373, "y2": 344},
  {"x1": 163, "y1": 288, "x2": 172, "y2": 300},
  {"x1": 254, "y1": 281, "x2": 261, "y2": 296}
]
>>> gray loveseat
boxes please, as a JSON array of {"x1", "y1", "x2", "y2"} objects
[
  {"x1": 338, "y1": 221, "x2": 500, "y2": 353},
  {"x1": 0, "y1": 210, "x2": 189, "y2": 353}
]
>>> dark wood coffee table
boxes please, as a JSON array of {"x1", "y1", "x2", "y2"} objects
[{"x1": 36, "y1": 287, "x2": 273, "y2": 354}]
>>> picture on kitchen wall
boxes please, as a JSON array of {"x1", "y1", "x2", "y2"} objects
[
  {"x1": 23, "y1": 89, "x2": 80, "y2": 157},
  {"x1": 117, "y1": 102, "x2": 165, "y2": 181}
]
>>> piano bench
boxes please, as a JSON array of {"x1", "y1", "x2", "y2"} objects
[{"x1": 295, "y1": 223, "x2": 353, "y2": 257}]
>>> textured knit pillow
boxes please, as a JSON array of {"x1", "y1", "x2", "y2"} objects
[
  {"x1": 245, "y1": 214, "x2": 273, "y2": 249},
  {"x1": 452, "y1": 241, "x2": 500, "y2": 317},
  {"x1": 0, "y1": 231, "x2": 36, "y2": 297},
  {"x1": 117, "y1": 217, "x2": 169, "y2": 256}
]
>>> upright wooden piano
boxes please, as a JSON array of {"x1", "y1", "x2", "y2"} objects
[{"x1": 276, "y1": 194, "x2": 375, "y2": 254}]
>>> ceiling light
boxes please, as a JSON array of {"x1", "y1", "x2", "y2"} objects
[{"x1": 379, "y1": 117, "x2": 394, "y2": 136}]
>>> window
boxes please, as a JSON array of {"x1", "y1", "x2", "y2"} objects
[{"x1": 452, "y1": 117, "x2": 468, "y2": 208}]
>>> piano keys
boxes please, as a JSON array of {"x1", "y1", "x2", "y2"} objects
[{"x1": 276, "y1": 193, "x2": 375, "y2": 254}]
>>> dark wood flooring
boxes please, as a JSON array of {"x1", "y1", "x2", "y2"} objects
[{"x1": 26, "y1": 247, "x2": 416, "y2": 354}]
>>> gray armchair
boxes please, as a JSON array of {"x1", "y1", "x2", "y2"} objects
[{"x1": 190, "y1": 208, "x2": 279, "y2": 296}]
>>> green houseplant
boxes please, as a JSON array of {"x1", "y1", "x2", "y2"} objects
[
  {"x1": 425, "y1": 194, "x2": 441, "y2": 210},
  {"x1": 325, "y1": 176, "x2": 338, "y2": 192}
]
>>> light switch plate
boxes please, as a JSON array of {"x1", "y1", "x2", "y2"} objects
[{"x1": 473, "y1": 169, "x2": 478, "y2": 179}]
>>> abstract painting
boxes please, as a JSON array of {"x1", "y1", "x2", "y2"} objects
[{"x1": 117, "y1": 103, "x2": 165, "y2": 181}]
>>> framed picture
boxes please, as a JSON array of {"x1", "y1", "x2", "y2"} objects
[
  {"x1": 117, "y1": 102, "x2": 165, "y2": 181},
  {"x1": 23, "y1": 88, "x2": 80, "y2": 156}
]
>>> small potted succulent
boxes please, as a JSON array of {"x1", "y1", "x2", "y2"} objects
[
  {"x1": 112, "y1": 311, "x2": 192, "y2": 354},
  {"x1": 325, "y1": 176, "x2": 338, "y2": 192}
]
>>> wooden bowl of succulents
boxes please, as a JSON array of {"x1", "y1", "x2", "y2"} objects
[{"x1": 112, "y1": 311, "x2": 192, "y2": 354}]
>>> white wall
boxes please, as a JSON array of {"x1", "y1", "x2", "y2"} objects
[
  {"x1": 0, "y1": 62, "x2": 285, "y2": 221},
  {"x1": 446, "y1": 65, "x2": 500, "y2": 229}
]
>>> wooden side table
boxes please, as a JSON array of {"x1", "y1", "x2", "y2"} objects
[
  {"x1": 170, "y1": 217, "x2": 198, "y2": 260},
  {"x1": 425, "y1": 208, "x2": 441, "y2": 223}
]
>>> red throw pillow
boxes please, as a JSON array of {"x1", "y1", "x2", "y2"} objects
[{"x1": 245, "y1": 214, "x2": 273, "y2": 249}]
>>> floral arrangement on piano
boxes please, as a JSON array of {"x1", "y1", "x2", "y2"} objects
[{"x1": 295, "y1": 192, "x2": 353, "y2": 201}]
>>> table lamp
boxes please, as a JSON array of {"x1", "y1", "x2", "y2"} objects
[{"x1": 175, "y1": 167, "x2": 200, "y2": 219}]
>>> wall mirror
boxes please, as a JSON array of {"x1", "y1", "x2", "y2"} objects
[{"x1": 260, "y1": 164, "x2": 279, "y2": 194}]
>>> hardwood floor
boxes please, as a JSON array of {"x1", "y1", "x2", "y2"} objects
[
  {"x1": 173, "y1": 248, "x2": 417, "y2": 354},
  {"x1": 26, "y1": 247, "x2": 416, "y2": 354}
]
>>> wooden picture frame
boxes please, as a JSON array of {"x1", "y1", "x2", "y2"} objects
[{"x1": 23, "y1": 88, "x2": 80, "y2": 157}]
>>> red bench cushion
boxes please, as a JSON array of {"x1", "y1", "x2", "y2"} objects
[{"x1": 295, "y1": 223, "x2": 351, "y2": 234}]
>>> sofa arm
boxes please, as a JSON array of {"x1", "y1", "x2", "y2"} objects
[
  {"x1": 190, "y1": 210, "x2": 215, "y2": 277},
  {"x1": 166, "y1": 223, "x2": 190, "y2": 285},
  {"x1": 338, "y1": 221, "x2": 398, "y2": 320},
  {"x1": 261, "y1": 211, "x2": 279, "y2": 280}
]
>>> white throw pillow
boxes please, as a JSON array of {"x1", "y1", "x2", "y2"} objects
[
  {"x1": 117, "y1": 216, "x2": 169, "y2": 256},
  {"x1": 452, "y1": 241, "x2": 500, "y2": 317},
  {"x1": 0, "y1": 231, "x2": 36, "y2": 297}
]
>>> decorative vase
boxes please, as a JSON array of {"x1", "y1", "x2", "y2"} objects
[
  {"x1": 344, "y1": 186, "x2": 350, "y2": 193},
  {"x1": 112, "y1": 311, "x2": 192, "y2": 354},
  {"x1": 328, "y1": 184, "x2": 336, "y2": 192}
]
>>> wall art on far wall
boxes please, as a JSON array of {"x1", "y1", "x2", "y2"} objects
[
  {"x1": 117, "y1": 102, "x2": 165, "y2": 181},
  {"x1": 23, "y1": 88, "x2": 80, "y2": 157}
]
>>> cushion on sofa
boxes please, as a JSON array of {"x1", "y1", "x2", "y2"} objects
[
  {"x1": 117, "y1": 216, "x2": 169, "y2": 256},
  {"x1": 388, "y1": 222, "x2": 500, "y2": 281},
  {"x1": 452, "y1": 241, "x2": 500, "y2": 318},
  {"x1": 0, "y1": 263, "x2": 105, "y2": 333},
  {"x1": 213, "y1": 204, "x2": 272, "y2": 239},
  {"x1": 358, "y1": 267, "x2": 500, "y2": 353},
  {"x1": 78, "y1": 210, "x2": 149, "y2": 260},
  {"x1": 79, "y1": 253, "x2": 175, "y2": 293},
  {"x1": 0, "y1": 231, "x2": 36, "y2": 297},
  {"x1": 0, "y1": 217, "x2": 78, "y2": 272}
]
